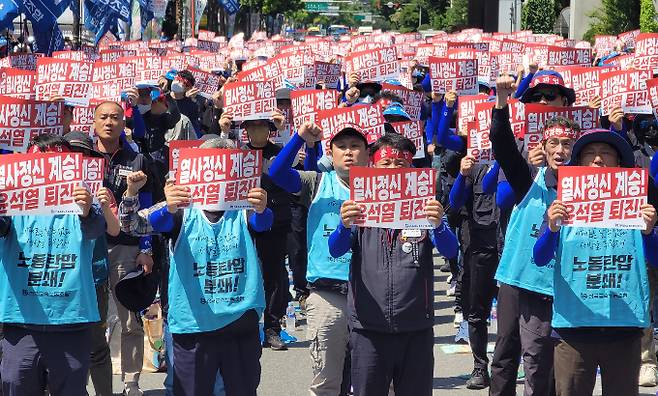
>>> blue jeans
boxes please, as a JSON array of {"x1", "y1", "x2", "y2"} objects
[{"x1": 164, "y1": 320, "x2": 225, "y2": 396}]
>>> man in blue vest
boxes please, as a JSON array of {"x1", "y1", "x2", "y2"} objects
[
  {"x1": 0, "y1": 135, "x2": 106, "y2": 396},
  {"x1": 534, "y1": 129, "x2": 658, "y2": 395},
  {"x1": 118, "y1": 137, "x2": 273, "y2": 395},
  {"x1": 269, "y1": 122, "x2": 370, "y2": 396}
]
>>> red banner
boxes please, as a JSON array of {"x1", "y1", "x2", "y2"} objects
[
  {"x1": 317, "y1": 105, "x2": 386, "y2": 151},
  {"x1": 70, "y1": 105, "x2": 96, "y2": 136},
  {"x1": 0, "y1": 68, "x2": 35, "y2": 99},
  {"x1": 647, "y1": 78, "x2": 658, "y2": 118},
  {"x1": 467, "y1": 121, "x2": 495, "y2": 164},
  {"x1": 0, "y1": 98, "x2": 64, "y2": 152},
  {"x1": 91, "y1": 62, "x2": 136, "y2": 103},
  {"x1": 633, "y1": 33, "x2": 658, "y2": 74},
  {"x1": 176, "y1": 148, "x2": 262, "y2": 211},
  {"x1": 600, "y1": 69, "x2": 652, "y2": 116},
  {"x1": 390, "y1": 120, "x2": 425, "y2": 159},
  {"x1": 0, "y1": 53, "x2": 43, "y2": 71},
  {"x1": 223, "y1": 81, "x2": 277, "y2": 122},
  {"x1": 349, "y1": 166, "x2": 437, "y2": 229},
  {"x1": 0, "y1": 152, "x2": 84, "y2": 215},
  {"x1": 35, "y1": 58, "x2": 94, "y2": 107},
  {"x1": 83, "y1": 157, "x2": 105, "y2": 197},
  {"x1": 428, "y1": 57, "x2": 478, "y2": 95},
  {"x1": 545, "y1": 47, "x2": 592, "y2": 67},
  {"x1": 524, "y1": 104, "x2": 600, "y2": 150},
  {"x1": 118, "y1": 56, "x2": 164, "y2": 84},
  {"x1": 168, "y1": 140, "x2": 202, "y2": 179},
  {"x1": 558, "y1": 167, "x2": 647, "y2": 229},
  {"x1": 187, "y1": 67, "x2": 222, "y2": 99},
  {"x1": 313, "y1": 61, "x2": 341, "y2": 89},
  {"x1": 99, "y1": 49, "x2": 137, "y2": 63},
  {"x1": 344, "y1": 47, "x2": 399, "y2": 82},
  {"x1": 290, "y1": 90, "x2": 339, "y2": 131},
  {"x1": 458, "y1": 94, "x2": 491, "y2": 134},
  {"x1": 559, "y1": 66, "x2": 600, "y2": 107}
]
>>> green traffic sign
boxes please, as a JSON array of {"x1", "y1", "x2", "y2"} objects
[{"x1": 305, "y1": 2, "x2": 329, "y2": 11}]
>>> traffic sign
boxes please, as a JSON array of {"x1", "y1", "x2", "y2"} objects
[{"x1": 305, "y1": 2, "x2": 329, "y2": 11}]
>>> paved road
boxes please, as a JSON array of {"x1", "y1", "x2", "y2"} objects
[{"x1": 89, "y1": 256, "x2": 658, "y2": 395}]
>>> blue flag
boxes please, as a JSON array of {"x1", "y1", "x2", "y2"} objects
[
  {"x1": 21, "y1": 0, "x2": 70, "y2": 55},
  {"x1": 217, "y1": 0, "x2": 239, "y2": 15},
  {"x1": 0, "y1": 0, "x2": 19, "y2": 30}
]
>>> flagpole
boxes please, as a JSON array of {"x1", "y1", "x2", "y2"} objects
[{"x1": 190, "y1": 0, "x2": 195, "y2": 38}]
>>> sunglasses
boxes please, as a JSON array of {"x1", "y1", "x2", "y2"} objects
[{"x1": 529, "y1": 91, "x2": 558, "y2": 103}]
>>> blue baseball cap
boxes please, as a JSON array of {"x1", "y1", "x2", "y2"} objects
[
  {"x1": 383, "y1": 102, "x2": 411, "y2": 121},
  {"x1": 520, "y1": 70, "x2": 576, "y2": 105},
  {"x1": 165, "y1": 69, "x2": 178, "y2": 81},
  {"x1": 569, "y1": 129, "x2": 635, "y2": 168}
]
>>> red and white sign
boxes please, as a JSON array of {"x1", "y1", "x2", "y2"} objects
[
  {"x1": 501, "y1": 39, "x2": 526, "y2": 54},
  {"x1": 0, "y1": 68, "x2": 35, "y2": 99},
  {"x1": 633, "y1": 33, "x2": 658, "y2": 74},
  {"x1": 0, "y1": 152, "x2": 84, "y2": 215},
  {"x1": 344, "y1": 47, "x2": 399, "y2": 82},
  {"x1": 70, "y1": 105, "x2": 96, "y2": 136},
  {"x1": 594, "y1": 35, "x2": 617, "y2": 56},
  {"x1": 350, "y1": 166, "x2": 437, "y2": 229},
  {"x1": 646, "y1": 78, "x2": 658, "y2": 118},
  {"x1": 428, "y1": 57, "x2": 478, "y2": 95},
  {"x1": 187, "y1": 67, "x2": 222, "y2": 99},
  {"x1": 600, "y1": 69, "x2": 652, "y2": 116},
  {"x1": 168, "y1": 140, "x2": 202, "y2": 179},
  {"x1": 0, "y1": 53, "x2": 42, "y2": 71},
  {"x1": 473, "y1": 99, "x2": 525, "y2": 138},
  {"x1": 197, "y1": 40, "x2": 222, "y2": 53},
  {"x1": 618, "y1": 29, "x2": 641, "y2": 50},
  {"x1": 313, "y1": 61, "x2": 341, "y2": 89},
  {"x1": 559, "y1": 66, "x2": 600, "y2": 107},
  {"x1": 467, "y1": 121, "x2": 495, "y2": 164},
  {"x1": 100, "y1": 49, "x2": 137, "y2": 63},
  {"x1": 524, "y1": 104, "x2": 600, "y2": 150},
  {"x1": 458, "y1": 94, "x2": 490, "y2": 134},
  {"x1": 490, "y1": 52, "x2": 520, "y2": 83},
  {"x1": 0, "y1": 98, "x2": 64, "y2": 152},
  {"x1": 545, "y1": 47, "x2": 592, "y2": 67},
  {"x1": 558, "y1": 167, "x2": 647, "y2": 229},
  {"x1": 83, "y1": 157, "x2": 105, "y2": 197},
  {"x1": 198, "y1": 30, "x2": 216, "y2": 41},
  {"x1": 379, "y1": 83, "x2": 424, "y2": 120},
  {"x1": 118, "y1": 56, "x2": 164, "y2": 84},
  {"x1": 390, "y1": 120, "x2": 425, "y2": 159},
  {"x1": 91, "y1": 62, "x2": 136, "y2": 103},
  {"x1": 176, "y1": 148, "x2": 262, "y2": 211},
  {"x1": 317, "y1": 105, "x2": 386, "y2": 151},
  {"x1": 35, "y1": 59, "x2": 94, "y2": 107},
  {"x1": 277, "y1": 52, "x2": 314, "y2": 86},
  {"x1": 290, "y1": 90, "x2": 339, "y2": 130},
  {"x1": 223, "y1": 81, "x2": 277, "y2": 122}
]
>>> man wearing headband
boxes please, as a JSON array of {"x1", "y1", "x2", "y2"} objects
[
  {"x1": 329, "y1": 133, "x2": 459, "y2": 396},
  {"x1": 534, "y1": 129, "x2": 658, "y2": 395},
  {"x1": 490, "y1": 71, "x2": 581, "y2": 396},
  {"x1": 269, "y1": 122, "x2": 369, "y2": 396},
  {"x1": 0, "y1": 134, "x2": 105, "y2": 396}
]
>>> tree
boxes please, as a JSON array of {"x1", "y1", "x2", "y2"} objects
[
  {"x1": 521, "y1": 0, "x2": 556, "y2": 33},
  {"x1": 584, "y1": 0, "x2": 640, "y2": 41},
  {"x1": 440, "y1": 0, "x2": 468, "y2": 32},
  {"x1": 640, "y1": 0, "x2": 658, "y2": 32}
]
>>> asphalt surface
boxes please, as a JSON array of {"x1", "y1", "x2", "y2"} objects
[{"x1": 89, "y1": 255, "x2": 658, "y2": 395}]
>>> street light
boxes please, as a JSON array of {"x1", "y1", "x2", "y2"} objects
[{"x1": 388, "y1": 1, "x2": 422, "y2": 29}]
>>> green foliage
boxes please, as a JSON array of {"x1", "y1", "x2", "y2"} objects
[
  {"x1": 521, "y1": 0, "x2": 556, "y2": 33},
  {"x1": 640, "y1": 0, "x2": 658, "y2": 32},
  {"x1": 261, "y1": 0, "x2": 303, "y2": 17},
  {"x1": 439, "y1": 0, "x2": 468, "y2": 32},
  {"x1": 584, "y1": 0, "x2": 640, "y2": 39}
]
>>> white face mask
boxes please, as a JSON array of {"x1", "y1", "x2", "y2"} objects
[
  {"x1": 137, "y1": 103, "x2": 151, "y2": 114},
  {"x1": 171, "y1": 81, "x2": 186, "y2": 94}
]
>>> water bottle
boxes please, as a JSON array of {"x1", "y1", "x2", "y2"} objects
[
  {"x1": 490, "y1": 298, "x2": 498, "y2": 335},
  {"x1": 286, "y1": 302, "x2": 296, "y2": 331}
]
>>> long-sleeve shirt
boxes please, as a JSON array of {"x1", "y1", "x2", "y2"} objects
[
  {"x1": 0, "y1": 206, "x2": 106, "y2": 240},
  {"x1": 436, "y1": 102, "x2": 464, "y2": 152},
  {"x1": 513, "y1": 72, "x2": 534, "y2": 99}
]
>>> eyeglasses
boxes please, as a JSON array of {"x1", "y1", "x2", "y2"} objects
[{"x1": 529, "y1": 91, "x2": 558, "y2": 103}]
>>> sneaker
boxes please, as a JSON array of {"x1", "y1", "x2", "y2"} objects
[
  {"x1": 263, "y1": 328, "x2": 288, "y2": 350},
  {"x1": 446, "y1": 281, "x2": 456, "y2": 296},
  {"x1": 123, "y1": 382, "x2": 143, "y2": 396},
  {"x1": 639, "y1": 364, "x2": 657, "y2": 387},
  {"x1": 439, "y1": 262, "x2": 451, "y2": 272},
  {"x1": 446, "y1": 274, "x2": 453, "y2": 284},
  {"x1": 465, "y1": 367, "x2": 490, "y2": 390},
  {"x1": 453, "y1": 312, "x2": 464, "y2": 328}
]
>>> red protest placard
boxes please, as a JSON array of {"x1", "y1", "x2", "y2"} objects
[
  {"x1": 379, "y1": 83, "x2": 424, "y2": 120},
  {"x1": 618, "y1": 29, "x2": 641, "y2": 50},
  {"x1": 545, "y1": 46, "x2": 592, "y2": 67},
  {"x1": 118, "y1": 56, "x2": 164, "y2": 84},
  {"x1": 0, "y1": 152, "x2": 84, "y2": 215},
  {"x1": 175, "y1": 148, "x2": 262, "y2": 211},
  {"x1": 473, "y1": 99, "x2": 525, "y2": 138},
  {"x1": 2, "y1": 53, "x2": 42, "y2": 71},
  {"x1": 99, "y1": 49, "x2": 137, "y2": 63},
  {"x1": 313, "y1": 62, "x2": 341, "y2": 89},
  {"x1": 349, "y1": 166, "x2": 437, "y2": 229},
  {"x1": 647, "y1": 78, "x2": 658, "y2": 118},
  {"x1": 501, "y1": 39, "x2": 526, "y2": 54},
  {"x1": 276, "y1": 52, "x2": 313, "y2": 87},
  {"x1": 52, "y1": 51, "x2": 95, "y2": 62},
  {"x1": 269, "y1": 106, "x2": 295, "y2": 146},
  {"x1": 0, "y1": 98, "x2": 64, "y2": 152},
  {"x1": 390, "y1": 120, "x2": 425, "y2": 159},
  {"x1": 168, "y1": 140, "x2": 202, "y2": 179},
  {"x1": 524, "y1": 104, "x2": 600, "y2": 150},
  {"x1": 35, "y1": 58, "x2": 94, "y2": 107},
  {"x1": 91, "y1": 62, "x2": 136, "y2": 103},
  {"x1": 187, "y1": 67, "x2": 222, "y2": 99},
  {"x1": 467, "y1": 121, "x2": 495, "y2": 164},
  {"x1": 0, "y1": 68, "x2": 36, "y2": 99},
  {"x1": 83, "y1": 156, "x2": 105, "y2": 197},
  {"x1": 524, "y1": 43, "x2": 549, "y2": 67},
  {"x1": 428, "y1": 57, "x2": 478, "y2": 95},
  {"x1": 559, "y1": 66, "x2": 600, "y2": 107},
  {"x1": 600, "y1": 69, "x2": 652, "y2": 116},
  {"x1": 558, "y1": 167, "x2": 647, "y2": 229},
  {"x1": 447, "y1": 48, "x2": 477, "y2": 60},
  {"x1": 490, "y1": 52, "x2": 520, "y2": 83},
  {"x1": 594, "y1": 35, "x2": 617, "y2": 56},
  {"x1": 198, "y1": 30, "x2": 216, "y2": 41},
  {"x1": 317, "y1": 105, "x2": 386, "y2": 152},
  {"x1": 223, "y1": 81, "x2": 277, "y2": 122},
  {"x1": 290, "y1": 90, "x2": 339, "y2": 131},
  {"x1": 633, "y1": 33, "x2": 658, "y2": 74},
  {"x1": 70, "y1": 105, "x2": 96, "y2": 136},
  {"x1": 458, "y1": 94, "x2": 491, "y2": 134},
  {"x1": 344, "y1": 47, "x2": 399, "y2": 82}
]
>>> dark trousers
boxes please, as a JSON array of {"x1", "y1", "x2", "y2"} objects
[
  {"x1": 287, "y1": 202, "x2": 310, "y2": 297},
  {"x1": 554, "y1": 333, "x2": 641, "y2": 396},
  {"x1": 461, "y1": 232, "x2": 498, "y2": 370},
  {"x1": 490, "y1": 284, "x2": 555, "y2": 396},
  {"x1": 350, "y1": 327, "x2": 433, "y2": 396},
  {"x1": 1, "y1": 325, "x2": 91, "y2": 396},
  {"x1": 172, "y1": 310, "x2": 261, "y2": 396},
  {"x1": 89, "y1": 283, "x2": 112, "y2": 396},
  {"x1": 254, "y1": 231, "x2": 291, "y2": 332}
]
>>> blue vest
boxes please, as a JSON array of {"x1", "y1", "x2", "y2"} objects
[
  {"x1": 0, "y1": 215, "x2": 98, "y2": 325},
  {"x1": 495, "y1": 167, "x2": 556, "y2": 296},
  {"x1": 168, "y1": 209, "x2": 265, "y2": 334},
  {"x1": 307, "y1": 171, "x2": 351, "y2": 282},
  {"x1": 552, "y1": 227, "x2": 649, "y2": 328}
]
